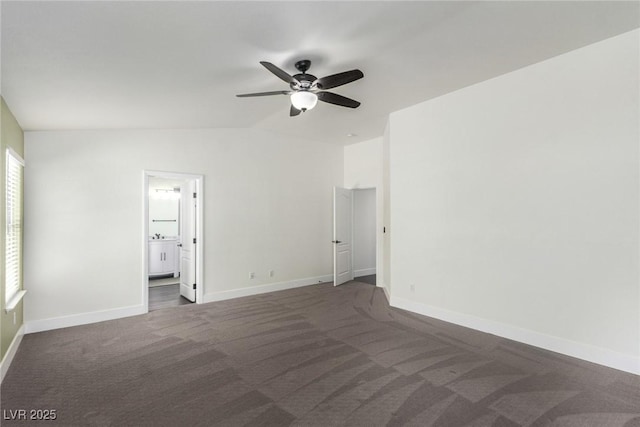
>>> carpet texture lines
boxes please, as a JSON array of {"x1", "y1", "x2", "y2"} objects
[{"x1": 1, "y1": 281, "x2": 639, "y2": 426}]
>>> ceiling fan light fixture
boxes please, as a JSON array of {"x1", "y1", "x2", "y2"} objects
[
  {"x1": 237, "y1": 60, "x2": 363, "y2": 116},
  {"x1": 290, "y1": 91, "x2": 318, "y2": 112}
]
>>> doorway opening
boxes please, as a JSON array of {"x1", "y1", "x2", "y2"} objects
[
  {"x1": 143, "y1": 171, "x2": 204, "y2": 312},
  {"x1": 333, "y1": 187, "x2": 377, "y2": 287}
]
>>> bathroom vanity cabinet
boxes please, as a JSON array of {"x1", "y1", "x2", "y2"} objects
[{"x1": 149, "y1": 239, "x2": 178, "y2": 277}]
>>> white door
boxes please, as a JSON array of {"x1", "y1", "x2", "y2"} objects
[
  {"x1": 179, "y1": 180, "x2": 197, "y2": 302},
  {"x1": 333, "y1": 187, "x2": 353, "y2": 286}
]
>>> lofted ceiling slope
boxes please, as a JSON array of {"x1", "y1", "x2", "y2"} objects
[{"x1": 1, "y1": 1, "x2": 638, "y2": 145}]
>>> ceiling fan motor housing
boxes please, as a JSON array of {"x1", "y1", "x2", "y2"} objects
[
  {"x1": 291, "y1": 59, "x2": 316, "y2": 90},
  {"x1": 291, "y1": 74, "x2": 317, "y2": 90}
]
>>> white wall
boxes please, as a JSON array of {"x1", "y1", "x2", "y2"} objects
[
  {"x1": 344, "y1": 138, "x2": 382, "y2": 189},
  {"x1": 24, "y1": 128, "x2": 343, "y2": 327},
  {"x1": 148, "y1": 185, "x2": 180, "y2": 238},
  {"x1": 389, "y1": 30, "x2": 639, "y2": 373},
  {"x1": 344, "y1": 137, "x2": 384, "y2": 285},
  {"x1": 353, "y1": 189, "x2": 376, "y2": 276}
]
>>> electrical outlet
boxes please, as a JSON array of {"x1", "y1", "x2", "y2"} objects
[
  {"x1": 269, "y1": 270, "x2": 274, "y2": 278},
  {"x1": 410, "y1": 284, "x2": 415, "y2": 293},
  {"x1": 249, "y1": 272, "x2": 255, "y2": 279}
]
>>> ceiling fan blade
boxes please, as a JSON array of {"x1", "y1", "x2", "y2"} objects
[
  {"x1": 315, "y1": 69, "x2": 364, "y2": 90},
  {"x1": 260, "y1": 61, "x2": 298, "y2": 84},
  {"x1": 290, "y1": 105, "x2": 301, "y2": 117},
  {"x1": 317, "y1": 91, "x2": 361, "y2": 108},
  {"x1": 236, "y1": 90, "x2": 290, "y2": 97}
]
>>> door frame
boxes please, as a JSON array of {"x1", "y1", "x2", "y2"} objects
[
  {"x1": 334, "y1": 186, "x2": 379, "y2": 287},
  {"x1": 142, "y1": 170, "x2": 204, "y2": 312},
  {"x1": 333, "y1": 186, "x2": 354, "y2": 286},
  {"x1": 351, "y1": 187, "x2": 377, "y2": 282}
]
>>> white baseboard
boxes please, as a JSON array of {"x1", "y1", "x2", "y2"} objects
[
  {"x1": 354, "y1": 268, "x2": 376, "y2": 277},
  {"x1": 23, "y1": 274, "x2": 335, "y2": 333},
  {"x1": 25, "y1": 305, "x2": 146, "y2": 334},
  {"x1": 390, "y1": 295, "x2": 640, "y2": 376},
  {"x1": 204, "y1": 274, "x2": 333, "y2": 303},
  {"x1": 379, "y1": 284, "x2": 391, "y2": 303},
  {"x1": 1, "y1": 325, "x2": 25, "y2": 383}
]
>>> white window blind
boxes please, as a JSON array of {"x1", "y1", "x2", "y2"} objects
[{"x1": 5, "y1": 148, "x2": 24, "y2": 305}]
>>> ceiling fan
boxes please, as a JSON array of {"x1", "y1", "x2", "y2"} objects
[{"x1": 236, "y1": 60, "x2": 364, "y2": 116}]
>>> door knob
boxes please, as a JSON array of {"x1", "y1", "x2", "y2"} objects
[{"x1": 332, "y1": 240, "x2": 342, "y2": 244}]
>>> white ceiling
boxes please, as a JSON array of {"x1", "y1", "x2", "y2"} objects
[{"x1": 2, "y1": 1, "x2": 638, "y2": 145}]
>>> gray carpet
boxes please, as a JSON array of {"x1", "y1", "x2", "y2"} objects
[
  {"x1": 354, "y1": 274, "x2": 376, "y2": 286},
  {"x1": 2, "y1": 280, "x2": 639, "y2": 426}
]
